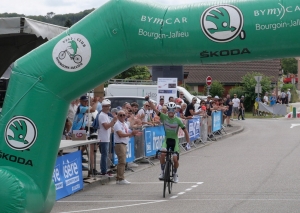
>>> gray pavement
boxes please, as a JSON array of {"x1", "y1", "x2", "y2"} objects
[{"x1": 52, "y1": 118, "x2": 300, "y2": 213}]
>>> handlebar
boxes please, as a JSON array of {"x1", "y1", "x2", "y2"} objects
[{"x1": 155, "y1": 149, "x2": 177, "y2": 158}]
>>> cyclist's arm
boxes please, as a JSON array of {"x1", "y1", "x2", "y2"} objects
[{"x1": 148, "y1": 99, "x2": 160, "y2": 114}]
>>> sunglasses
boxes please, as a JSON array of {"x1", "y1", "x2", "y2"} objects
[
  {"x1": 118, "y1": 114, "x2": 126, "y2": 117},
  {"x1": 146, "y1": 105, "x2": 150, "y2": 107}
]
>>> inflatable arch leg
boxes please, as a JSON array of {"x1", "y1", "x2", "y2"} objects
[{"x1": 1, "y1": 0, "x2": 300, "y2": 212}]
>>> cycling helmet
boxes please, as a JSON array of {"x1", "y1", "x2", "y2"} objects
[
  {"x1": 167, "y1": 102, "x2": 176, "y2": 112},
  {"x1": 102, "y1": 99, "x2": 111, "y2": 106}
]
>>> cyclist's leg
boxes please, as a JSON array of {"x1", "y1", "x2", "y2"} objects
[{"x1": 172, "y1": 141, "x2": 180, "y2": 183}]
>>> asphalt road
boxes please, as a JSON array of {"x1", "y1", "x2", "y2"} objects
[{"x1": 52, "y1": 118, "x2": 300, "y2": 213}]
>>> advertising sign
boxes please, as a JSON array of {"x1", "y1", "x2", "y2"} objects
[
  {"x1": 52, "y1": 151, "x2": 83, "y2": 200},
  {"x1": 212, "y1": 110, "x2": 222, "y2": 132},
  {"x1": 157, "y1": 78, "x2": 178, "y2": 103},
  {"x1": 188, "y1": 117, "x2": 200, "y2": 141},
  {"x1": 144, "y1": 126, "x2": 165, "y2": 157},
  {"x1": 112, "y1": 137, "x2": 135, "y2": 164}
]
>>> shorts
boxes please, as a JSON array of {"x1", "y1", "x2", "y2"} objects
[
  {"x1": 225, "y1": 110, "x2": 232, "y2": 116},
  {"x1": 162, "y1": 138, "x2": 180, "y2": 154},
  {"x1": 207, "y1": 115, "x2": 212, "y2": 126},
  {"x1": 233, "y1": 107, "x2": 239, "y2": 114}
]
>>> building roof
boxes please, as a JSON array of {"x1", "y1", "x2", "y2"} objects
[{"x1": 185, "y1": 59, "x2": 281, "y2": 85}]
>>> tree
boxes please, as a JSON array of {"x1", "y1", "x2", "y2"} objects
[
  {"x1": 229, "y1": 86, "x2": 244, "y2": 98},
  {"x1": 242, "y1": 72, "x2": 272, "y2": 110},
  {"x1": 281, "y1": 58, "x2": 297, "y2": 74},
  {"x1": 64, "y1": 19, "x2": 73, "y2": 28},
  {"x1": 45, "y1": 12, "x2": 55, "y2": 19},
  {"x1": 205, "y1": 80, "x2": 225, "y2": 97},
  {"x1": 114, "y1": 66, "x2": 150, "y2": 80}
]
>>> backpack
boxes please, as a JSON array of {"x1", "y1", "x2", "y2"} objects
[{"x1": 92, "y1": 111, "x2": 101, "y2": 129}]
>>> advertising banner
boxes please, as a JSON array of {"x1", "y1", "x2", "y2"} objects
[
  {"x1": 144, "y1": 126, "x2": 165, "y2": 157},
  {"x1": 212, "y1": 111, "x2": 222, "y2": 132},
  {"x1": 157, "y1": 78, "x2": 178, "y2": 103},
  {"x1": 112, "y1": 137, "x2": 135, "y2": 164},
  {"x1": 52, "y1": 151, "x2": 83, "y2": 200},
  {"x1": 188, "y1": 117, "x2": 201, "y2": 141}
]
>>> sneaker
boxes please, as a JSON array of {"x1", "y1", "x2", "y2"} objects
[
  {"x1": 106, "y1": 172, "x2": 114, "y2": 177},
  {"x1": 159, "y1": 173, "x2": 164, "y2": 180},
  {"x1": 82, "y1": 158, "x2": 88, "y2": 163},
  {"x1": 82, "y1": 165, "x2": 89, "y2": 171},
  {"x1": 92, "y1": 169, "x2": 101, "y2": 175},
  {"x1": 118, "y1": 179, "x2": 131, "y2": 185},
  {"x1": 227, "y1": 124, "x2": 233, "y2": 127},
  {"x1": 173, "y1": 174, "x2": 179, "y2": 183}
]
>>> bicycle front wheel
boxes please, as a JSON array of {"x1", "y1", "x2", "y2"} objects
[
  {"x1": 163, "y1": 161, "x2": 170, "y2": 198},
  {"x1": 58, "y1": 51, "x2": 66, "y2": 60},
  {"x1": 168, "y1": 162, "x2": 173, "y2": 194},
  {"x1": 73, "y1": 55, "x2": 82, "y2": 64}
]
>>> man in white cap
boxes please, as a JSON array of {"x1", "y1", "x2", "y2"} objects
[{"x1": 97, "y1": 99, "x2": 118, "y2": 176}]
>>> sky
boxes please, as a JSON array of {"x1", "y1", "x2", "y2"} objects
[{"x1": 1, "y1": 0, "x2": 210, "y2": 16}]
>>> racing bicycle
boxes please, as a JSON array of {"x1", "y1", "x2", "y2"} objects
[{"x1": 156, "y1": 149, "x2": 179, "y2": 198}]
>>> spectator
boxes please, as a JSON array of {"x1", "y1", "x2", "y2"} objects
[
  {"x1": 161, "y1": 106, "x2": 168, "y2": 114},
  {"x1": 224, "y1": 94, "x2": 233, "y2": 127},
  {"x1": 130, "y1": 102, "x2": 139, "y2": 115},
  {"x1": 175, "y1": 105, "x2": 182, "y2": 117},
  {"x1": 137, "y1": 102, "x2": 154, "y2": 126},
  {"x1": 157, "y1": 98, "x2": 164, "y2": 111},
  {"x1": 232, "y1": 94, "x2": 240, "y2": 120},
  {"x1": 68, "y1": 99, "x2": 79, "y2": 125},
  {"x1": 169, "y1": 96, "x2": 174, "y2": 103},
  {"x1": 270, "y1": 93, "x2": 276, "y2": 106},
  {"x1": 114, "y1": 110, "x2": 141, "y2": 185},
  {"x1": 97, "y1": 99, "x2": 117, "y2": 176},
  {"x1": 281, "y1": 90, "x2": 286, "y2": 104},
  {"x1": 96, "y1": 96, "x2": 103, "y2": 112},
  {"x1": 72, "y1": 95, "x2": 97, "y2": 170},
  {"x1": 287, "y1": 89, "x2": 291, "y2": 105},
  {"x1": 122, "y1": 102, "x2": 131, "y2": 111},
  {"x1": 263, "y1": 92, "x2": 269, "y2": 105},
  {"x1": 276, "y1": 95, "x2": 282, "y2": 104},
  {"x1": 238, "y1": 96, "x2": 245, "y2": 120},
  {"x1": 181, "y1": 103, "x2": 187, "y2": 116},
  {"x1": 184, "y1": 97, "x2": 202, "y2": 119}
]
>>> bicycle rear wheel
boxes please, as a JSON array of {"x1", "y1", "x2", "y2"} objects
[
  {"x1": 163, "y1": 161, "x2": 170, "y2": 198},
  {"x1": 168, "y1": 162, "x2": 173, "y2": 194}
]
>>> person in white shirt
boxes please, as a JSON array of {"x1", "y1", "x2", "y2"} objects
[
  {"x1": 263, "y1": 92, "x2": 269, "y2": 105},
  {"x1": 232, "y1": 94, "x2": 240, "y2": 120},
  {"x1": 137, "y1": 102, "x2": 154, "y2": 126},
  {"x1": 114, "y1": 110, "x2": 141, "y2": 185},
  {"x1": 96, "y1": 99, "x2": 117, "y2": 176},
  {"x1": 157, "y1": 98, "x2": 164, "y2": 111},
  {"x1": 287, "y1": 89, "x2": 291, "y2": 105}
]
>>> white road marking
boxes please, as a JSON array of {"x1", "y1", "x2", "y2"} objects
[
  {"x1": 191, "y1": 185, "x2": 198, "y2": 188},
  {"x1": 169, "y1": 198, "x2": 300, "y2": 201},
  {"x1": 170, "y1": 196, "x2": 178, "y2": 199},
  {"x1": 58, "y1": 200, "x2": 166, "y2": 213},
  {"x1": 185, "y1": 188, "x2": 192, "y2": 191},
  {"x1": 290, "y1": 124, "x2": 300, "y2": 128},
  {"x1": 58, "y1": 200, "x2": 164, "y2": 203},
  {"x1": 128, "y1": 182, "x2": 201, "y2": 184},
  {"x1": 197, "y1": 182, "x2": 204, "y2": 184},
  {"x1": 178, "y1": 192, "x2": 186, "y2": 195}
]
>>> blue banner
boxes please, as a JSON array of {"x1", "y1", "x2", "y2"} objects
[
  {"x1": 212, "y1": 111, "x2": 222, "y2": 132},
  {"x1": 188, "y1": 117, "x2": 200, "y2": 141},
  {"x1": 52, "y1": 151, "x2": 83, "y2": 200},
  {"x1": 112, "y1": 137, "x2": 135, "y2": 164},
  {"x1": 144, "y1": 126, "x2": 165, "y2": 157}
]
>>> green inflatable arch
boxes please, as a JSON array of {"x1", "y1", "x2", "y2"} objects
[{"x1": 0, "y1": 0, "x2": 299, "y2": 211}]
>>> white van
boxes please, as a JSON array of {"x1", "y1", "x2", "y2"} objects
[{"x1": 105, "y1": 84, "x2": 200, "y2": 106}]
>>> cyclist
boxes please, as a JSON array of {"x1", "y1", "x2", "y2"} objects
[{"x1": 146, "y1": 96, "x2": 190, "y2": 183}]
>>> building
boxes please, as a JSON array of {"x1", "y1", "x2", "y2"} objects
[{"x1": 184, "y1": 59, "x2": 281, "y2": 95}]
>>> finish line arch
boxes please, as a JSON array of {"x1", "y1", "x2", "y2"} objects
[{"x1": 0, "y1": 0, "x2": 300, "y2": 212}]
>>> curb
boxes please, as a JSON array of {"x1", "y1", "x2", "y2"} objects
[{"x1": 82, "y1": 125, "x2": 245, "y2": 188}]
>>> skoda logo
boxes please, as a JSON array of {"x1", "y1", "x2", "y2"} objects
[
  {"x1": 5, "y1": 116, "x2": 37, "y2": 151},
  {"x1": 201, "y1": 5, "x2": 244, "y2": 43}
]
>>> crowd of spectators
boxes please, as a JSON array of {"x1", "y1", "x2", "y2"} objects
[{"x1": 62, "y1": 92, "x2": 246, "y2": 183}]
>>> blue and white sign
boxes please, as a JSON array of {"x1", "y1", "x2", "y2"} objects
[
  {"x1": 144, "y1": 126, "x2": 165, "y2": 157},
  {"x1": 53, "y1": 151, "x2": 83, "y2": 200},
  {"x1": 212, "y1": 111, "x2": 222, "y2": 132},
  {"x1": 188, "y1": 117, "x2": 200, "y2": 141},
  {"x1": 112, "y1": 137, "x2": 135, "y2": 164}
]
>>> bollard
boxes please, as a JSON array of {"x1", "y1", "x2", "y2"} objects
[{"x1": 293, "y1": 107, "x2": 297, "y2": 118}]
